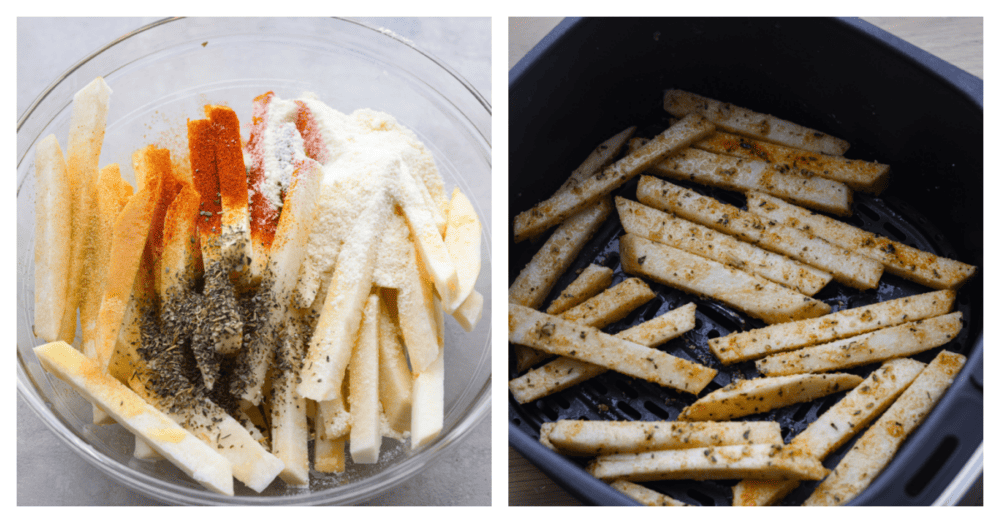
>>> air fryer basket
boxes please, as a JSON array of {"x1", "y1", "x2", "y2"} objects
[{"x1": 509, "y1": 17, "x2": 982, "y2": 506}]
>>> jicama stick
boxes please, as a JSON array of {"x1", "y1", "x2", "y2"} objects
[
  {"x1": 733, "y1": 357, "x2": 926, "y2": 506},
  {"x1": 554, "y1": 126, "x2": 637, "y2": 197},
  {"x1": 59, "y1": 77, "x2": 113, "y2": 344},
  {"x1": 35, "y1": 341, "x2": 234, "y2": 495},
  {"x1": 299, "y1": 181, "x2": 390, "y2": 402},
  {"x1": 586, "y1": 444, "x2": 828, "y2": 482},
  {"x1": 443, "y1": 187, "x2": 482, "y2": 308},
  {"x1": 708, "y1": 289, "x2": 956, "y2": 364},
  {"x1": 509, "y1": 304, "x2": 716, "y2": 395},
  {"x1": 411, "y1": 297, "x2": 445, "y2": 449},
  {"x1": 509, "y1": 303, "x2": 696, "y2": 404},
  {"x1": 235, "y1": 157, "x2": 324, "y2": 403},
  {"x1": 694, "y1": 130, "x2": 890, "y2": 193},
  {"x1": 546, "y1": 264, "x2": 614, "y2": 315},
  {"x1": 378, "y1": 296, "x2": 414, "y2": 435},
  {"x1": 803, "y1": 351, "x2": 966, "y2": 505},
  {"x1": 636, "y1": 141, "x2": 852, "y2": 216},
  {"x1": 515, "y1": 277, "x2": 656, "y2": 372},
  {"x1": 540, "y1": 420, "x2": 782, "y2": 455},
  {"x1": 663, "y1": 89, "x2": 850, "y2": 155},
  {"x1": 610, "y1": 480, "x2": 689, "y2": 506},
  {"x1": 748, "y1": 192, "x2": 977, "y2": 290},
  {"x1": 349, "y1": 294, "x2": 382, "y2": 464},
  {"x1": 677, "y1": 373, "x2": 863, "y2": 421},
  {"x1": 32, "y1": 135, "x2": 73, "y2": 343},
  {"x1": 617, "y1": 197, "x2": 831, "y2": 295},
  {"x1": 509, "y1": 198, "x2": 613, "y2": 309},
  {"x1": 513, "y1": 113, "x2": 714, "y2": 242},
  {"x1": 270, "y1": 311, "x2": 310, "y2": 485},
  {"x1": 620, "y1": 233, "x2": 831, "y2": 324},
  {"x1": 756, "y1": 312, "x2": 962, "y2": 376},
  {"x1": 636, "y1": 175, "x2": 884, "y2": 289}
]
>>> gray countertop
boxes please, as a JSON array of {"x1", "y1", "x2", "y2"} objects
[{"x1": 17, "y1": 16, "x2": 491, "y2": 506}]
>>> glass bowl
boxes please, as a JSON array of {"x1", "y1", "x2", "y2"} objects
[{"x1": 17, "y1": 17, "x2": 491, "y2": 505}]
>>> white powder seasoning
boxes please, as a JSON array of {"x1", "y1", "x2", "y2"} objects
[
  {"x1": 292, "y1": 99, "x2": 448, "y2": 308},
  {"x1": 259, "y1": 99, "x2": 305, "y2": 211}
]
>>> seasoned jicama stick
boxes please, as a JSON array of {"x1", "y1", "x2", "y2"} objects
[
  {"x1": 270, "y1": 310, "x2": 310, "y2": 485},
  {"x1": 663, "y1": 89, "x2": 850, "y2": 155},
  {"x1": 554, "y1": 126, "x2": 637, "y2": 197},
  {"x1": 733, "y1": 357, "x2": 926, "y2": 506},
  {"x1": 546, "y1": 264, "x2": 614, "y2": 315},
  {"x1": 509, "y1": 198, "x2": 613, "y2": 309},
  {"x1": 509, "y1": 303, "x2": 696, "y2": 404},
  {"x1": 509, "y1": 304, "x2": 716, "y2": 395},
  {"x1": 610, "y1": 480, "x2": 689, "y2": 506},
  {"x1": 677, "y1": 373, "x2": 864, "y2": 421},
  {"x1": 617, "y1": 197, "x2": 831, "y2": 295},
  {"x1": 128, "y1": 370, "x2": 284, "y2": 493},
  {"x1": 748, "y1": 192, "x2": 977, "y2": 290},
  {"x1": 586, "y1": 444, "x2": 829, "y2": 482},
  {"x1": 35, "y1": 341, "x2": 234, "y2": 495},
  {"x1": 398, "y1": 161, "x2": 460, "y2": 312},
  {"x1": 206, "y1": 104, "x2": 253, "y2": 282},
  {"x1": 620, "y1": 233, "x2": 831, "y2": 324},
  {"x1": 756, "y1": 312, "x2": 962, "y2": 376},
  {"x1": 187, "y1": 118, "x2": 243, "y2": 357},
  {"x1": 299, "y1": 181, "x2": 390, "y2": 402},
  {"x1": 235, "y1": 157, "x2": 324, "y2": 403},
  {"x1": 637, "y1": 175, "x2": 883, "y2": 289},
  {"x1": 540, "y1": 420, "x2": 782, "y2": 455},
  {"x1": 395, "y1": 220, "x2": 441, "y2": 375},
  {"x1": 515, "y1": 277, "x2": 656, "y2": 372},
  {"x1": 709, "y1": 289, "x2": 956, "y2": 364},
  {"x1": 80, "y1": 164, "x2": 133, "y2": 362},
  {"x1": 803, "y1": 351, "x2": 967, "y2": 506},
  {"x1": 59, "y1": 77, "x2": 113, "y2": 344},
  {"x1": 694, "y1": 130, "x2": 890, "y2": 193},
  {"x1": 513, "y1": 113, "x2": 715, "y2": 242},
  {"x1": 634, "y1": 140, "x2": 852, "y2": 216}
]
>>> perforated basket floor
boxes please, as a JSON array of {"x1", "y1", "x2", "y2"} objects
[{"x1": 508, "y1": 171, "x2": 980, "y2": 507}]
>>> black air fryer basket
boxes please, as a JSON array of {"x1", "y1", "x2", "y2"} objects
[{"x1": 508, "y1": 17, "x2": 982, "y2": 506}]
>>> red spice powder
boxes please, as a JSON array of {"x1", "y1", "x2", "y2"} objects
[
  {"x1": 206, "y1": 105, "x2": 249, "y2": 211},
  {"x1": 187, "y1": 118, "x2": 222, "y2": 236},
  {"x1": 295, "y1": 100, "x2": 330, "y2": 165},
  {"x1": 245, "y1": 92, "x2": 280, "y2": 250}
]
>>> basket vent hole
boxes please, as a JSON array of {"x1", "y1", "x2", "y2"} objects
[
  {"x1": 644, "y1": 400, "x2": 671, "y2": 420},
  {"x1": 511, "y1": 417, "x2": 522, "y2": 426},
  {"x1": 540, "y1": 401, "x2": 559, "y2": 421},
  {"x1": 904, "y1": 435, "x2": 958, "y2": 497},
  {"x1": 616, "y1": 379, "x2": 639, "y2": 399},
  {"x1": 554, "y1": 395, "x2": 570, "y2": 410},
  {"x1": 882, "y1": 222, "x2": 907, "y2": 243},
  {"x1": 707, "y1": 329, "x2": 721, "y2": 339},
  {"x1": 686, "y1": 488, "x2": 716, "y2": 506},
  {"x1": 857, "y1": 202, "x2": 881, "y2": 222},
  {"x1": 695, "y1": 317, "x2": 703, "y2": 330},
  {"x1": 791, "y1": 401, "x2": 814, "y2": 422},
  {"x1": 591, "y1": 381, "x2": 609, "y2": 395},
  {"x1": 617, "y1": 401, "x2": 641, "y2": 420},
  {"x1": 843, "y1": 212, "x2": 867, "y2": 228}
]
